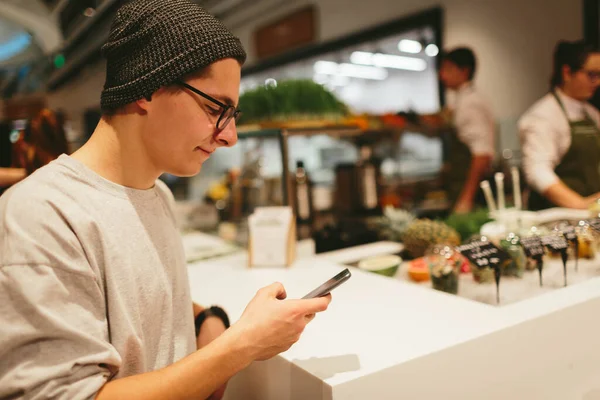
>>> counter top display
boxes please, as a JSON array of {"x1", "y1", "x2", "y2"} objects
[{"x1": 184, "y1": 233, "x2": 600, "y2": 399}]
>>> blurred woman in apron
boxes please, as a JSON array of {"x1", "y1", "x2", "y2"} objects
[{"x1": 519, "y1": 40, "x2": 600, "y2": 210}]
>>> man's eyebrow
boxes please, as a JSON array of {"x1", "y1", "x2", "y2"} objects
[{"x1": 209, "y1": 94, "x2": 237, "y2": 107}]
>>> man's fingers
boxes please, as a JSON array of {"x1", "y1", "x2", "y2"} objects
[
  {"x1": 260, "y1": 282, "x2": 287, "y2": 300},
  {"x1": 300, "y1": 294, "x2": 332, "y2": 314}
]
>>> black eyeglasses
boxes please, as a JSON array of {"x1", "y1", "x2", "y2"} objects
[
  {"x1": 177, "y1": 81, "x2": 242, "y2": 131},
  {"x1": 581, "y1": 70, "x2": 600, "y2": 81}
]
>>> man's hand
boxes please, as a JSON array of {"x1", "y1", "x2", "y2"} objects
[
  {"x1": 544, "y1": 183, "x2": 600, "y2": 209},
  {"x1": 230, "y1": 282, "x2": 331, "y2": 361},
  {"x1": 190, "y1": 283, "x2": 331, "y2": 399},
  {"x1": 97, "y1": 286, "x2": 332, "y2": 400},
  {"x1": 583, "y1": 193, "x2": 600, "y2": 209},
  {"x1": 0, "y1": 168, "x2": 26, "y2": 187}
]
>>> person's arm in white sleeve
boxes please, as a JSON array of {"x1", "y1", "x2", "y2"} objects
[
  {"x1": 0, "y1": 167, "x2": 25, "y2": 187},
  {"x1": 453, "y1": 101, "x2": 494, "y2": 213},
  {"x1": 543, "y1": 181, "x2": 600, "y2": 209},
  {"x1": 519, "y1": 114, "x2": 599, "y2": 209}
]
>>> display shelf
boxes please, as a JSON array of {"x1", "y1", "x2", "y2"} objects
[{"x1": 235, "y1": 124, "x2": 404, "y2": 206}]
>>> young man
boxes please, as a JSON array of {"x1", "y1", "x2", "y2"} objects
[
  {"x1": 0, "y1": 1, "x2": 331, "y2": 399},
  {"x1": 427, "y1": 47, "x2": 496, "y2": 213}
]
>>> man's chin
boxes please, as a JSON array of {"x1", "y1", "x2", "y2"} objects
[{"x1": 166, "y1": 165, "x2": 203, "y2": 178}]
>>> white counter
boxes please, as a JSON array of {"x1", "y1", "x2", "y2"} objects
[{"x1": 185, "y1": 234, "x2": 600, "y2": 400}]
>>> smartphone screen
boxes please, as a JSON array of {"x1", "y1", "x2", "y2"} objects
[{"x1": 302, "y1": 268, "x2": 351, "y2": 299}]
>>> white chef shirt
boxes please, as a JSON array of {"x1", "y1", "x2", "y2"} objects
[
  {"x1": 518, "y1": 88, "x2": 600, "y2": 193},
  {"x1": 448, "y1": 82, "x2": 496, "y2": 156}
]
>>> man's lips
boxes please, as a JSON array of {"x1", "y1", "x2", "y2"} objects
[{"x1": 195, "y1": 146, "x2": 214, "y2": 155}]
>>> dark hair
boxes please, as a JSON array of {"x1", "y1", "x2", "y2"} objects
[
  {"x1": 0, "y1": 121, "x2": 11, "y2": 167},
  {"x1": 26, "y1": 109, "x2": 69, "y2": 173},
  {"x1": 550, "y1": 40, "x2": 596, "y2": 87},
  {"x1": 442, "y1": 47, "x2": 477, "y2": 80}
]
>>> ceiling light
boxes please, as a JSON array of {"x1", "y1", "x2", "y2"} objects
[
  {"x1": 314, "y1": 61, "x2": 388, "y2": 80},
  {"x1": 372, "y1": 53, "x2": 427, "y2": 71},
  {"x1": 425, "y1": 44, "x2": 439, "y2": 57},
  {"x1": 314, "y1": 61, "x2": 339, "y2": 75},
  {"x1": 351, "y1": 51, "x2": 427, "y2": 72},
  {"x1": 338, "y1": 63, "x2": 388, "y2": 80},
  {"x1": 349, "y1": 51, "x2": 373, "y2": 65},
  {"x1": 398, "y1": 39, "x2": 422, "y2": 54}
]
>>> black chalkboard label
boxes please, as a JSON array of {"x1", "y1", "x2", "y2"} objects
[
  {"x1": 520, "y1": 236, "x2": 545, "y2": 258},
  {"x1": 588, "y1": 219, "x2": 600, "y2": 234},
  {"x1": 541, "y1": 235, "x2": 569, "y2": 252},
  {"x1": 559, "y1": 225, "x2": 578, "y2": 243},
  {"x1": 456, "y1": 241, "x2": 511, "y2": 268},
  {"x1": 541, "y1": 233, "x2": 570, "y2": 287}
]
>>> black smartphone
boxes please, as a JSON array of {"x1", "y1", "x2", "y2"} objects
[{"x1": 302, "y1": 268, "x2": 351, "y2": 299}]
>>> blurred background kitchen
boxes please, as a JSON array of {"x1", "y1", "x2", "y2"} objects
[{"x1": 0, "y1": 0, "x2": 598, "y2": 253}]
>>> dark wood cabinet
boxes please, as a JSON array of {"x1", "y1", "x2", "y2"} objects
[{"x1": 254, "y1": 6, "x2": 317, "y2": 60}]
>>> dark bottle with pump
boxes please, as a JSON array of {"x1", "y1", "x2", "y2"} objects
[
  {"x1": 293, "y1": 160, "x2": 313, "y2": 224},
  {"x1": 356, "y1": 146, "x2": 380, "y2": 215}
]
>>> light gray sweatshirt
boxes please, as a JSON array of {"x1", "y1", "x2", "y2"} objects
[{"x1": 0, "y1": 155, "x2": 196, "y2": 399}]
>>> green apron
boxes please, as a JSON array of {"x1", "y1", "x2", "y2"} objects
[
  {"x1": 528, "y1": 92, "x2": 600, "y2": 210},
  {"x1": 443, "y1": 124, "x2": 473, "y2": 207},
  {"x1": 442, "y1": 84, "x2": 492, "y2": 208}
]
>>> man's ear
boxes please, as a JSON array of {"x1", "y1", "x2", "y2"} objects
[
  {"x1": 562, "y1": 65, "x2": 572, "y2": 85},
  {"x1": 135, "y1": 94, "x2": 153, "y2": 113},
  {"x1": 459, "y1": 66, "x2": 471, "y2": 82}
]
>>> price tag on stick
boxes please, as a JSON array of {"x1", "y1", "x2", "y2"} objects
[
  {"x1": 587, "y1": 218, "x2": 600, "y2": 234},
  {"x1": 559, "y1": 225, "x2": 579, "y2": 272},
  {"x1": 541, "y1": 235, "x2": 569, "y2": 287},
  {"x1": 520, "y1": 236, "x2": 545, "y2": 286},
  {"x1": 457, "y1": 240, "x2": 511, "y2": 304}
]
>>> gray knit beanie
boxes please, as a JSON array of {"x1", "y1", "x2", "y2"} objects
[{"x1": 100, "y1": 0, "x2": 247, "y2": 111}]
